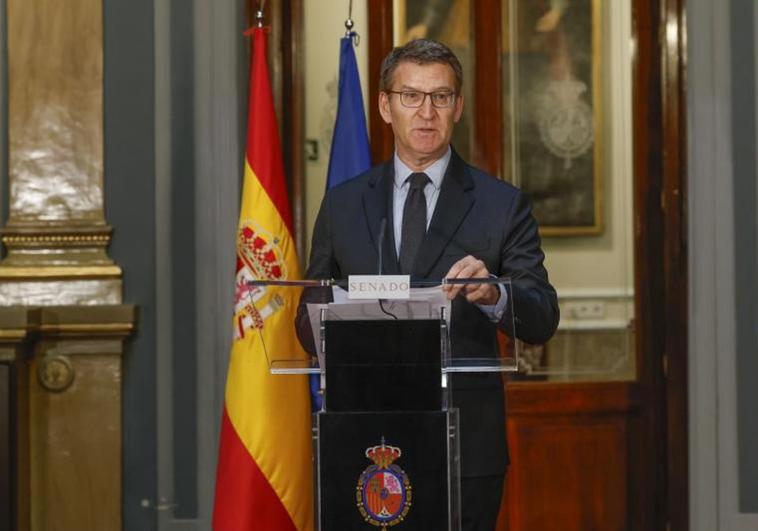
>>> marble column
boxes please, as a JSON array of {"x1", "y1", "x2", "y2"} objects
[
  {"x1": 2, "y1": 1, "x2": 136, "y2": 530},
  {"x1": 2, "y1": 0, "x2": 120, "y2": 305}
]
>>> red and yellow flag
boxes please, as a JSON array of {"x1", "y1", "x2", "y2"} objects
[{"x1": 213, "y1": 27, "x2": 313, "y2": 531}]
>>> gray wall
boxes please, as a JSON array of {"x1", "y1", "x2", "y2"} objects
[
  {"x1": 689, "y1": 0, "x2": 758, "y2": 528},
  {"x1": 154, "y1": 0, "x2": 246, "y2": 528},
  {"x1": 105, "y1": 0, "x2": 244, "y2": 529},
  {"x1": 731, "y1": 0, "x2": 758, "y2": 513},
  {"x1": 104, "y1": 0, "x2": 158, "y2": 529}
]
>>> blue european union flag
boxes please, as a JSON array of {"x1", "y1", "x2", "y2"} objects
[
  {"x1": 325, "y1": 33, "x2": 372, "y2": 190},
  {"x1": 311, "y1": 33, "x2": 372, "y2": 412}
]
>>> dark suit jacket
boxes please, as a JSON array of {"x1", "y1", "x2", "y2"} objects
[{"x1": 298, "y1": 150, "x2": 559, "y2": 476}]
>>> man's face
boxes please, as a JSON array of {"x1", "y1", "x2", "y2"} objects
[{"x1": 379, "y1": 61, "x2": 464, "y2": 170}]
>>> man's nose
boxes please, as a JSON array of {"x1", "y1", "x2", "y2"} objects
[{"x1": 417, "y1": 95, "x2": 436, "y2": 119}]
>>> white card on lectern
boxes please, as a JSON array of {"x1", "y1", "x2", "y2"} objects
[{"x1": 347, "y1": 275, "x2": 411, "y2": 299}]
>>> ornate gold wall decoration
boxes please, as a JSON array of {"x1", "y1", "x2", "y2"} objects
[
  {"x1": 1, "y1": 306, "x2": 136, "y2": 531},
  {"x1": 36, "y1": 355, "x2": 75, "y2": 392}
]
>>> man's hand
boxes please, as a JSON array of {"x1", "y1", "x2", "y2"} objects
[{"x1": 442, "y1": 255, "x2": 499, "y2": 305}]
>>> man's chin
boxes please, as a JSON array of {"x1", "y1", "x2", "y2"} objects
[{"x1": 409, "y1": 143, "x2": 445, "y2": 159}]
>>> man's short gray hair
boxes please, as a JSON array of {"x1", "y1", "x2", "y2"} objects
[{"x1": 379, "y1": 39, "x2": 463, "y2": 93}]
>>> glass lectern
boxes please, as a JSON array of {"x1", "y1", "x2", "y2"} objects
[{"x1": 250, "y1": 278, "x2": 518, "y2": 530}]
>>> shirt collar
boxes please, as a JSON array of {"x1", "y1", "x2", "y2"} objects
[{"x1": 393, "y1": 146, "x2": 451, "y2": 190}]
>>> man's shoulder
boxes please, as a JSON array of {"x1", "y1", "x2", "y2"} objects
[
  {"x1": 462, "y1": 162, "x2": 522, "y2": 199},
  {"x1": 325, "y1": 163, "x2": 387, "y2": 198}
]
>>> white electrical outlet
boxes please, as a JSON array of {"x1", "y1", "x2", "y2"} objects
[{"x1": 565, "y1": 301, "x2": 606, "y2": 319}]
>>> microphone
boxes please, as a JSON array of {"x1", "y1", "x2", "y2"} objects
[{"x1": 377, "y1": 217, "x2": 387, "y2": 274}]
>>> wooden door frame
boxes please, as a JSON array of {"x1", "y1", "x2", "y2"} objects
[{"x1": 633, "y1": 0, "x2": 688, "y2": 528}]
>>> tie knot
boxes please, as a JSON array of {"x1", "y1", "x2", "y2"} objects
[{"x1": 407, "y1": 172, "x2": 430, "y2": 191}]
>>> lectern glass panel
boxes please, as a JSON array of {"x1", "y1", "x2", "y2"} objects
[{"x1": 249, "y1": 278, "x2": 519, "y2": 375}]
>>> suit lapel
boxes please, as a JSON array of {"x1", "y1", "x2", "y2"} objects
[
  {"x1": 413, "y1": 151, "x2": 475, "y2": 279},
  {"x1": 362, "y1": 161, "x2": 400, "y2": 274}
]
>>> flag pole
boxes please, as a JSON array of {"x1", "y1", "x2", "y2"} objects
[
  {"x1": 344, "y1": 0, "x2": 354, "y2": 35},
  {"x1": 344, "y1": 0, "x2": 360, "y2": 45},
  {"x1": 256, "y1": 0, "x2": 265, "y2": 28}
]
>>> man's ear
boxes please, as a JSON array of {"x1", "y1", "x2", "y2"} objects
[
  {"x1": 378, "y1": 92, "x2": 393, "y2": 125},
  {"x1": 453, "y1": 92, "x2": 464, "y2": 123}
]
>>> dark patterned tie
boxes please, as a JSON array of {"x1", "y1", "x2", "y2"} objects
[{"x1": 399, "y1": 172, "x2": 431, "y2": 274}]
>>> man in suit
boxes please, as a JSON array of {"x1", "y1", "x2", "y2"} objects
[{"x1": 299, "y1": 39, "x2": 559, "y2": 530}]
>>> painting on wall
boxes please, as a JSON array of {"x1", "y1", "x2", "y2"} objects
[
  {"x1": 393, "y1": 0, "x2": 474, "y2": 164},
  {"x1": 505, "y1": 0, "x2": 603, "y2": 236},
  {"x1": 391, "y1": 0, "x2": 602, "y2": 236}
]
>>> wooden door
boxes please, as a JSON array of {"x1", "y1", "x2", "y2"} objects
[{"x1": 365, "y1": 1, "x2": 688, "y2": 529}]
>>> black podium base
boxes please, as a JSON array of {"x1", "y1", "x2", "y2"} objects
[{"x1": 317, "y1": 411, "x2": 453, "y2": 530}]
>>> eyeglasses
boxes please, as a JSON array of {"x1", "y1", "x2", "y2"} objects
[{"x1": 386, "y1": 90, "x2": 457, "y2": 109}]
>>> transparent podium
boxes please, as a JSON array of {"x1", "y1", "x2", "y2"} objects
[{"x1": 253, "y1": 277, "x2": 518, "y2": 530}]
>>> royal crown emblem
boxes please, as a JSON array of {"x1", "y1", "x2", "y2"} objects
[
  {"x1": 233, "y1": 221, "x2": 288, "y2": 338},
  {"x1": 356, "y1": 438, "x2": 412, "y2": 528},
  {"x1": 537, "y1": 78, "x2": 594, "y2": 169}
]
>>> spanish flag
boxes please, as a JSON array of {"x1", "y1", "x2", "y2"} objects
[{"x1": 213, "y1": 27, "x2": 313, "y2": 531}]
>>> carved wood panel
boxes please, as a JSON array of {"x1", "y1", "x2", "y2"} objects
[{"x1": 498, "y1": 382, "x2": 638, "y2": 531}]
